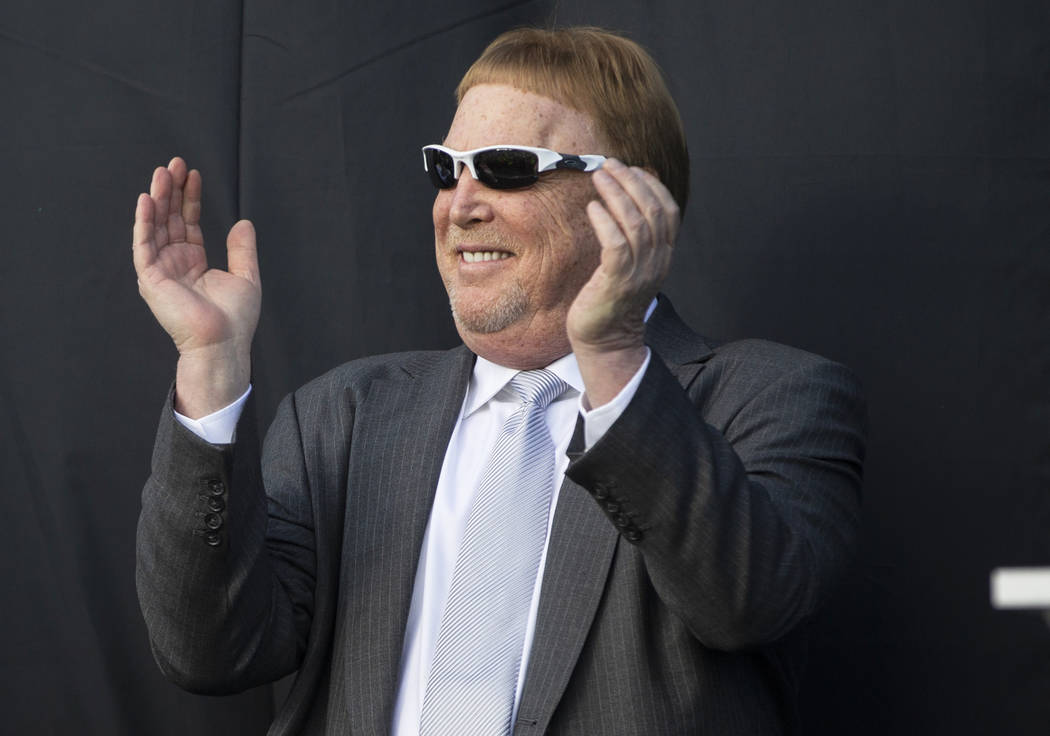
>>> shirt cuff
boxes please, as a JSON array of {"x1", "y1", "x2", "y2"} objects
[
  {"x1": 173, "y1": 385, "x2": 252, "y2": 444},
  {"x1": 578, "y1": 349, "x2": 651, "y2": 450}
]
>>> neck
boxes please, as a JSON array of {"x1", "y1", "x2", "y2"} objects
[{"x1": 458, "y1": 323, "x2": 571, "y2": 370}]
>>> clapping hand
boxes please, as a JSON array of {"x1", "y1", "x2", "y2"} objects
[
  {"x1": 132, "y1": 157, "x2": 261, "y2": 417},
  {"x1": 567, "y1": 158, "x2": 680, "y2": 407}
]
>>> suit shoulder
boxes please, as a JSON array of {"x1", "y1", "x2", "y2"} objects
[
  {"x1": 701, "y1": 337, "x2": 863, "y2": 400},
  {"x1": 711, "y1": 338, "x2": 830, "y2": 373},
  {"x1": 292, "y1": 348, "x2": 468, "y2": 402},
  {"x1": 689, "y1": 338, "x2": 866, "y2": 445}
]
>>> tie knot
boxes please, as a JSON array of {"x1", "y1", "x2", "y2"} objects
[{"x1": 508, "y1": 369, "x2": 566, "y2": 410}]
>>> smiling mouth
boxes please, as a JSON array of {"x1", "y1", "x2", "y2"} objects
[{"x1": 460, "y1": 250, "x2": 512, "y2": 263}]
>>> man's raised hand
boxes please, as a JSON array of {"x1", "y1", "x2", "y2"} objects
[
  {"x1": 567, "y1": 158, "x2": 679, "y2": 408},
  {"x1": 132, "y1": 157, "x2": 262, "y2": 418}
]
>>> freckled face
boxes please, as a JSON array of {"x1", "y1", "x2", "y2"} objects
[{"x1": 433, "y1": 84, "x2": 610, "y2": 369}]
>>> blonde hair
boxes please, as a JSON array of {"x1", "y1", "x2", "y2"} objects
[{"x1": 457, "y1": 26, "x2": 689, "y2": 212}]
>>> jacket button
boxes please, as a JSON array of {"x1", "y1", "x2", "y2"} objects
[{"x1": 203, "y1": 513, "x2": 223, "y2": 530}]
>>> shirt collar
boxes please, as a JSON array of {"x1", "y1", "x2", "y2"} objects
[
  {"x1": 461, "y1": 297, "x2": 655, "y2": 419},
  {"x1": 463, "y1": 352, "x2": 584, "y2": 419}
]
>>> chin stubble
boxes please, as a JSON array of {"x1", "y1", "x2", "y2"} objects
[{"x1": 447, "y1": 280, "x2": 530, "y2": 334}]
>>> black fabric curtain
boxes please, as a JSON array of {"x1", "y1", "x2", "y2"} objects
[{"x1": 2, "y1": 1, "x2": 1047, "y2": 733}]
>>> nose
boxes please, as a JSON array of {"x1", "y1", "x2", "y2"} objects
[{"x1": 447, "y1": 173, "x2": 495, "y2": 228}]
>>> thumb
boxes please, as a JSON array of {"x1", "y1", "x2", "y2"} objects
[{"x1": 226, "y1": 219, "x2": 260, "y2": 285}]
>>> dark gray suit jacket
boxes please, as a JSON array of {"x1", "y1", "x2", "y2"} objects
[{"x1": 137, "y1": 297, "x2": 866, "y2": 735}]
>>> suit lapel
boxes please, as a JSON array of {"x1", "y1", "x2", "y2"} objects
[
  {"x1": 338, "y1": 347, "x2": 474, "y2": 734},
  {"x1": 514, "y1": 295, "x2": 714, "y2": 732},
  {"x1": 644, "y1": 295, "x2": 715, "y2": 378},
  {"x1": 513, "y1": 474, "x2": 618, "y2": 733}
]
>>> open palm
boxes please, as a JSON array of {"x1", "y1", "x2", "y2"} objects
[{"x1": 132, "y1": 157, "x2": 261, "y2": 356}]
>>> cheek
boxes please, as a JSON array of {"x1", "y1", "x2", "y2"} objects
[
  {"x1": 432, "y1": 191, "x2": 452, "y2": 230},
  {"x1": 534, "y1": 190, "x2": 599, "y2": 266},
  {"x1": 534, "y1": 182, "x2": 576, "y2": 224}
]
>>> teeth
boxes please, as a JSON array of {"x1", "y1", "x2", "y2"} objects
[{"x1": 462, "y1": 251, "x2": 511, "y2": 263}]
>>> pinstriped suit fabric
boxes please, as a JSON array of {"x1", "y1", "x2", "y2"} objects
[{"x1": 137, "y1": 298, "x2": 866, "y2": 736}]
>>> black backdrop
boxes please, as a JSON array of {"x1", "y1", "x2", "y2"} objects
[{"x1": 2, "y1": 1, "x2": 1047, "y2": 733}]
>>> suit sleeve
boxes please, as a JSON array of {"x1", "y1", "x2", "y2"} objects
[
  {"x1": 564, "y1": 349, "x2": 866, "y2": 651},
  {"x1": 135, "y1": 388, "x2": 316, "y2": 694}
]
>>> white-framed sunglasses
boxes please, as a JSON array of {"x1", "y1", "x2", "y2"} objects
[{"x1": 422, "y1": 144, "x2": 606, "y2": 190}]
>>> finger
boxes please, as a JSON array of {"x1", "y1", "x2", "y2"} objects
[
  {"x1": 614, "y1": 162, "x2": 671, "y2": 244},
  {"x1": 165, "y1": 157, "x2": 188, "y2": 243},
  {"x1": 596, "y1": 159, "x2": 678, "y2": 250},
  {"x1": 167, "y1": 157, "x2": 187, "y2": 222},
  {"x1": 226, "y1": 220, "x2": 261, "y2": 286},
  {"x1": 132, "y1": 193, "x2": 157, "y2": 276},
  {"x1": 183, "y1": 169, "x2": 203, "y2": 245},
  {"x1": 592, "y1": 161, "x2": 663, "y2": 254},
  {"x1": 149, "y1": 165, "x2": 171, "y2": 239},
  {"x1": 149, "y1": 165, "x2": 169, "y2": 222},
  {"x1": 586, "y1": 200, "x2": 633, "y2": 274},
  {"x1": 634, "y1": 168, "x2": 681, "y2": 246}
]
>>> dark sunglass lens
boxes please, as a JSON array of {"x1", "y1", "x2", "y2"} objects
[
  {"x1": 475, "y1": 149, "x2": 539, "y2": 189},
  {"x1": 425, "y1": 149, "x2": 457, "y2": 189}
]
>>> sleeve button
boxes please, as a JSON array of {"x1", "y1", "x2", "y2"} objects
[
  {"x1": 206, "y1": 497, "x2": 226, "y2": 513},
  {"x1": 206, "y1": 478, "x2": 226, "y2": 496},
  {"x1": 203, "y1": 513, "x2": 223, "y2": 530},
  {"x1": 204, "y1": 531, "x2": 222, "y2": 547},
  {"x1": 624, "y1": 528, "x2": 643, "y2": 542}
]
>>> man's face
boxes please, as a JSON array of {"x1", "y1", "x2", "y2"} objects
[{"x1": 433, "y1": 84, "x2": 610, "y2": 369}]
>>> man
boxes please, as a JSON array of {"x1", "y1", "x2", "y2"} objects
[{"x1": 134, "y1": 27, "x2": 865, "y2": 735}]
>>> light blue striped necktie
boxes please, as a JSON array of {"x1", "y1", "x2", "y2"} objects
[{"x1": 419, "y1": 369, "x2": 567, "y2": 736}]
